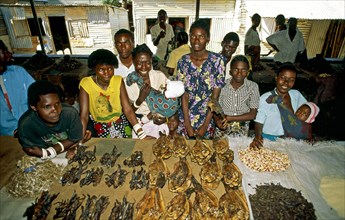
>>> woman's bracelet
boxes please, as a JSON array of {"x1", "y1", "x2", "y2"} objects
[
  {"x1": 47, "y1": 147, "x2": 57, "y2": 159},
  {"x1": 57, "y1": 141, "x2": 64, "y2": 153},
  {"x1": 137, "y1": 130, "x2": 147, "y2": 139},
  {"x1": 133, "y1": 100, "x2": 141, "y2": 108},
  {"x1": 41, "y1": 148, "x2": 48, "y2": 160},
  {"x1": 133, "y1": 123, "x2": 146, "y2": 139}
]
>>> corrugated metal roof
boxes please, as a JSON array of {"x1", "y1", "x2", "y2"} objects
[{"x1": 245, "y1": 0, "x2": 345, "y2": 20}]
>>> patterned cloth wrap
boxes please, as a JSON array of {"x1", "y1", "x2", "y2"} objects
[
  {"x1": 266, "y1": 91, "x2": 308, "y2": 140},
  {"x1": 126, "y1": 71, "x2": 180, "y2": 118}
]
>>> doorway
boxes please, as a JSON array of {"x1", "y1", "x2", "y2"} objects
[{"x1": 48, "y1": 16, "x2": 71, "y2": 54}]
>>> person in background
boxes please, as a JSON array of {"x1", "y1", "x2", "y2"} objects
[
  {"x1": 266, "y1": 17, "x2": 306, "y2": 65},
  {"x1": 177, "y1": 20, "x2": 225, "y2": 139},
  {"x1": 0, "y1": 40, "x2": 35, "y2": 136},
  {"x1": 215, "y1": 55, "x2": 260, "y2": 137},
  {"x1": 166, "y1": 31, "x2": 191, "y2": 78},
  {"x1": 262, "y1": 14, "x2": 287, "y2": 57},
  {"x1": 220, "y1": 32, "x2": 240, "y2": 80},
  {"x1": 114, "y1": 29, "x2": 135, "y2": 78},
  {"x1": 79, "y1": 49, "x2": 148, "y2": 139},
  {"x1": 275, "y1": 14, "x2": 287, "y2": 32},
  {"x1": 150, "y1": 9, "x2": 175, "y2": 61},
  {"x1": 17, "y1": 80, "x2": 89, "y2": 159},
  {"x1": 244, "y1": 13, "x2": 261, "y2": 68},
  {"x1": 125, "y1": 44, "x2": 172, "y2": 139},
  {"x1": 250, "y1": 63, "x2": 307, "y2": 148}
]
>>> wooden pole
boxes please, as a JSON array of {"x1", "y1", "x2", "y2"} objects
[
  {"x1": 196, "y1": 0, "x2": 200, "y2": 21},
  {"x1": 29, "y1": 0, "x2": 45, "y2": 55}
]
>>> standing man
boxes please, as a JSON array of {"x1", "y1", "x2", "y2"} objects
[
  {"x1": 220, "y1": 32, "x2": 240, "y2": 80},
  {"x1": 0, "y1": 40, "x2": 35, "y2": 136},
  {"x1": 244, "y1": 13, "x2": 261, "y2": 69},
  {"x1": 266, "y1": 17, "x2": 306, "y2": 65},
  {"x1": 150, "y1": 9, "x2": 175, "y2": 61},
  {"x1": 166, "y1": 31, "x2": 190, "y2": 77},
  {"x1": 114, "y1": 29, "x2": 135, "y2": 78}
]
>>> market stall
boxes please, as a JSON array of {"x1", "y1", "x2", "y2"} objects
[{"x1": 0, "y1": 136, "x2": 344, "y2": 219}]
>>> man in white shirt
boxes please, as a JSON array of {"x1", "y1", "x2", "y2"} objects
[{"x1": 114, "y1": 29, "x2": 135, "y2": 77}]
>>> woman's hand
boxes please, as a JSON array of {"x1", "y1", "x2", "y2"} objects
[
  {"x1": 153, "y1": 115, "x2": 167, "y2": 125},
  {"x1": 249, "y1": 136, "x2": 263, "y2": 150},
  {"x1": 137, "y1": 83, "x2": 151, "y2": 103},
  {"x1": 81, "y1": 130, "x2": 92, "y2": 144},
  {"x1": 215, "y1": 118, "x2": 228, "y2": 130}
]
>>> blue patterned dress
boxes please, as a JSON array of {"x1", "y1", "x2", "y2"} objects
[{"x1": 177, "y1": 51, "x2": 225, "y2": 139}]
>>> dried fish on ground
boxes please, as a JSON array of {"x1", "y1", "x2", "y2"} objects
[
  {"x1": 6, "y1": 155, "x2": 64, "y2": 198},
  {"x1": 200, "y1": 153, "x2": 222, "y2": 190},
  {"x1": 105, "y1": 164, "x2": 129, "y2": 189},
  {"x1": 168, "y1": 157, "x2": 192, "y2": 193},
  {"x1": 108, "y1": 196, "x2": 134, "y2": 220},
  {"x1": 172, "y1": 135, "x2": 190, "y2": 158},
  {"x1": 219, "y1": 189, "x2": 249, "y2": 220},
  {"x1": 129, "y1": 167, "x2": 148, "y2": 190},
  {"x1": 136, "y1": 187, "x2": 165, "y2": 220},
  {"x1": 161, "y1": 192, "x2": 193, "y2": 220},
  {"x1": 222, "y1": 162, "x2": 242, "y2": 190},
  {"x1": 191, "y1": 176, "x2": 220, "y2": 219},
  {"x1": 93, "y1": 195, "x2": 110, "y2": 220},
  {"x1": 238, "y1": 146, "x2": 290, "y2": 172},
  {"x1": 190, "y1": 139, "x2": 213, "y2": 166},
  {"x1": 124, "y1": 151, "x2": 145, "y2": 167},
  {"x1": 80, "y1": 194, "x2": 98, "y2": 220},
  {"x1": 212, "y1": 138, "x2": 234, "y2": 163},
  {"x1": 69, "y1": 145, "x2": 96, "y2": 166},
  {"x1": 148, "y1": 157, "x2": 170, "y2": 188},
  {"x1": 23, "y1": 191, "x2": 59, "y2": 220},
  {"x1": 79, "y1": 167, "x2": 104, "y2": 187},
  {"x1": 53, "y1": 191, "x2": 85, "y2": 219},
  {"x1": 61, "y1": 162, "x2": 86, "y2": 186},
  {"x1": 153, "y1": 133, "x2": 174, "y2": 159},
  {"x1": 249, "y1": 183, "x2": 316, "y2": 220},
  {"x1": 100, "y1": 145, "x2": 122, "y2": 168}
]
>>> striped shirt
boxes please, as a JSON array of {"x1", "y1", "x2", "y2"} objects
[{"x1": 219, "y1": 78, "x2": 260, "y2": 116}]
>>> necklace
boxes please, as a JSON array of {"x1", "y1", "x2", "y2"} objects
[{"x1": 95, "y1": 75, "x2": 107, "y2": 90}]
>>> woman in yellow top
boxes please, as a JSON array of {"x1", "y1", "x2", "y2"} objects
[{"x1": 79, "y1": 49, "x2": 147, "y2": 139}]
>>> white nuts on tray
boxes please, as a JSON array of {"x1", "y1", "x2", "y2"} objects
[{"x1": 238, "y1": 147, "x2": 290, "y2": 172}]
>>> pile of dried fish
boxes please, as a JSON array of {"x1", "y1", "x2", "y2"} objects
[
  {"x1": 54, "y1": 191, "x2": 84, "y2": 219},
  {"x1": 105, "y1": 165, "x2": 129, "y2": 189},
  {"x1": 222, "y1": 162, "x2": 242, "y2": 190},
  {"x1": 168, "y1": 157, "x2": 192, "y2": 193},
  {"x1": 61, "y1": 162, "x2": 85, "y2": 186},
  {"x1": 23, "y1": 191, "x2": 59, "y2": 220},
  {"x1": 200, "y1": 153, "x2": 222, "y2": 190},
  {"x1": 6, "y1": 155, "x2": 64, "y2": 198},
  {"x1": 124, "y1": 151, "x2": 145, "y2": 167},
  {"x1": 152, "y1": 134, "x2": 173, "y2": 159},
  {"x1": 190, "y1": 140, "x2": 213, "y2": 166},
  {"x1": 148, "y1": 157, "x2": 170, "y2": 188},
  {"x1": 69, "y1": 145, "x2": 97, "y2": 166},
  {"x1": 100, "y1": 146, "x2": 122, "y2": 168},
  {"x1": 172, "y1": 135, "x2": 190, "y2": 158},
  {"x1": 238, "y1": 146, "x2": 290, "y2": 172},
  {"x1": 212, "y1": 138, "x2": 234, "y2": 163},
  {"x1": 89, "y1": 195, "x2": 109, "y2": 220},
  {"x1": 21, "y1": 51, "x2": 55, "y2": 71},
  {"x1": 109, "y1": 196, "x2": 134, "y2": 220},
  {"x1": 79, "y1": 167, "x2": 104, "y2": 187},
  {"x1": 129, "y1": 167, "x2": 148, "y2": 190},
  {"x1": 136, "y1": 187, "x2": 165, "y2": 220},
  {"x1": 219, "y1": 189, "x2": 249, "y2": 220},
  {"x1": 162, "y1": 192, "x2": 193, "y2": 219},
  {"x1": 249, "y1": 183, "x2": 316, "y2": 219}
]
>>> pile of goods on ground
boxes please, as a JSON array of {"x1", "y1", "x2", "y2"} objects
[
  {"x1": 249, "y1": 183, "x2": 316, "y2": 219},
  {"x1": 22, "y1": 136, "x2": 249, "y2": 220},
  {"x1": 238, "y1": 146, "x2": 290, "y2": 172}
]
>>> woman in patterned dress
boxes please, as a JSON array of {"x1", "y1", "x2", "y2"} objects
[{"x1": 177, "y1": 20, "x2": 225, "y2": 139}]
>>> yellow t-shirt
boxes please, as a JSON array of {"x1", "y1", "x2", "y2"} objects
[{"x1": 80, "y1": 76, "x2": 122, "y2": 123}]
